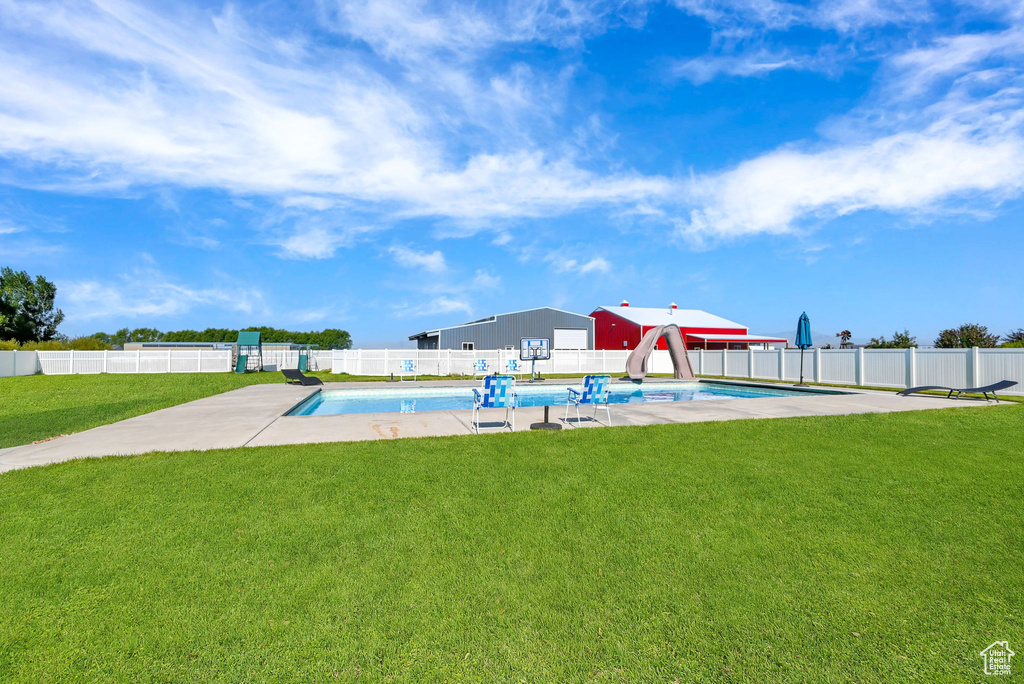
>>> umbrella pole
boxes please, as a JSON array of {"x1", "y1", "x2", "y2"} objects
[{"x1": 797, "y1": 348, "x2": 807, "y2": 387}]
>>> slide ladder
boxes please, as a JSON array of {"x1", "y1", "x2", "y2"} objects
[{"x1": 625, "y1": 324, "x2": 696, "y2": 380}]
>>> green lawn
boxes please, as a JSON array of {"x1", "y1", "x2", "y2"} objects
[
  {"x1": 0, "y1": 372, "x2": 287, "y2": 449},
  {"x1": 0, "y1": 371, "x2": 670, "y2": 448},
  {"x1": 1, "y1": 405, "x2": 1021, "y2": 681},
  {"x1": 0, "y1": 371, "x2": 504, "y2": 449}
]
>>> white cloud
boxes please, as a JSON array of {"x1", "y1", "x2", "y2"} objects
[
  {"x1": 388, "y1": 244, "x2": 447, "y2": 272},
  {"x1": 887, "y1": 27, "x2": 1024, "y2": 96},
  {"x1": 670, "y1": 0, "x2": 801, "y2": 33},
  {"x1": 275, "y1": 224, "x2": 373, "y2": 260},
  {"x1": 675, "y1": 18, "x2": 1024, "y2": 241},
  {"x1": 0, "y1": 0, "x2": 1022, "y2": 257},
  {"x1": 580, "y1": 257, "x2": 612, "y2": 274},
  {"x1": 61, "y1": 260, "x2": 265, "y2": 321},
  {"x1": 672, "y1": 52, "x2": 815, "y2": 85},
  {"x1": 281, "y1": 195, "x2": 340, "y2": 211},
  {"x1": 0, "y1": 220, "x2": 25, "y2": 235},
  {"x1": 289, "y1": 307, "x2": 333, "y2": 323},
  {"x1": 401, "y1": 295, "x2": 473, "y2": 317},
  {"x1": 670, "y1": 0, "x2": 931, "y2": 35},
  {"x1": 546, "y1": 253, "x2": 612, "y2": 274},
  {"x1": 325, "y1": 0, "x2": 644, "y2": 62},
  {"x1": 470, "y1": 269, "x2": 501, "y2": 289},
  {"x1": 682, "y1": 128, "x2": 1024, "y2": 240},
  {"x1": 0, "y1": 0, "x2": 675, "y2": 225}
]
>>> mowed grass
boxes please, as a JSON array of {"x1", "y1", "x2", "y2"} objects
[
  {"x1": 0, "y1": 371, "x2": 671, "y2": 448},
  {"x1": 0, "y1": 372, "x2": 288, "y2": 448},
  {"x1": 1, "y1": 405, "x2": 1022, "y2": 682},
  {"x1": 0, "y1": 371, "x2": 485, "y2": 448}
]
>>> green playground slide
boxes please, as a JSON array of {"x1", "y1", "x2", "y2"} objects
[{"x1": 234, "y1": 354, "x2": 248, "y2": 373}]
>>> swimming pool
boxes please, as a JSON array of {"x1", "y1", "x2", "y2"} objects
[{"x1": 287, "y1": 381, "x2": 832, "y2": 416}]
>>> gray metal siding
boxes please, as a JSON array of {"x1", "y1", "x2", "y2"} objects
[{"x1": 438, "y1": 308, "x2": 594, "y2": 350}]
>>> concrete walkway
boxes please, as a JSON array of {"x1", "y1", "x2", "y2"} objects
[{"x1": 0, "y1": 379, "x2": 1006, "y2": 473}]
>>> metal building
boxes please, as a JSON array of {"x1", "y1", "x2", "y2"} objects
[{"x1": 409, "y1": 307, "x2": 595, "y2": 350}]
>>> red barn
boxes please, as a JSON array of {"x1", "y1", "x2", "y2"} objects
[{"x1": 590, "y1": 301, "x2": 787, "y2": 351}]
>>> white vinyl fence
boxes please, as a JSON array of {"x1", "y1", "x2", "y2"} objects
[
  {"x1": 332, "y1": 347, "x2": 1024, "y2": 396},
  {"x1": 18, "y1": 347, "x2": 1024, "y2": 396},
  {"x1": 32, "y1": 349, "x2": 337, "y2": 375},
  {"x1": 330, "y1": 349, "x2": 637, "y2": 378},
  {"x1": 37, "y1": 350, "x2": 233, "y2": 374},
  {"x1": 259, "y1": 350, "x2": 335, "y2": 372},
  {"x1": 0, "y1": 350, "x2": 39, "y2": 377}
]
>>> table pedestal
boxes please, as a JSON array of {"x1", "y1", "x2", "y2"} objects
[{"x1": 530, "y1": 405, "x2": 562, "y2": 430}]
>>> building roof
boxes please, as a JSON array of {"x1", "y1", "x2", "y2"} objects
[
  {"x1": 409, "y1": 306, "x2": 593, "y2": 340},
  {"x1": 593, "y1": 305, "x2": 746, "y2": 330},
  {"x1": 687, "y1": 334, "x2": 788, "y2": 342}
]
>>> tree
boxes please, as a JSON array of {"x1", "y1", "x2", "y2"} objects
[
  {"x1": 934, "y1": 323, "x2": 1000, "y2": 348},
  {"x1": 1004, "y1": 328, "x2": 1024, "y2": 345},
  {"x1": 129, "y1": 327, "x2": 164, "y2": 343},
  {"x1": 866, "y1": 329, "x2": 918, "y2": 349},
  {"x1": 90, "y1": 326, "x2": 353, "y2": 349},
  {"x1": 0, "y1": 267, "x2": 65, "y2": 343},
  {"x1": 110, "y1": 328, "x2": 131, "y2": 347},
  {"x1": 836, "y1": 330, "x2": 852, "y2": 349}
]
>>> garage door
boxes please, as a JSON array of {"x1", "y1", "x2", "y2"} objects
[{"x1": 553, "y1": 328, "x2": 588, "y2": 349}]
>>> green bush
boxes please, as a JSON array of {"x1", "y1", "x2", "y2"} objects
[
  {"x1": 0, "y1": 337, "x2": 112, "y2": 351},
  {"x1": 934, "y1": 323, "x2": 1000, "y2": 348},
  {"x1": 866, "y1": 329, "x2": 917, "y2": 348}
]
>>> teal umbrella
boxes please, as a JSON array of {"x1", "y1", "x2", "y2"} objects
[{"x1": 795, "y1": 312, "x2": 812, "y2": 386}]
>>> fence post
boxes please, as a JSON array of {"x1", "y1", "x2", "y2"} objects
[
  {"x1": 906, "y1": 347, "x2": 916, "y2": 389},
  {"x1": 167, "y1": 351, "x2": 172, "y2": 373},
  {"x1": 856, "y1": 347, "x2": 865, "y2": 387},
  {"x1": 137, "y1": 350, "x2": 142, "y2": 373},
  {"x1": 748, "y1": 347, "x2": 755, "y2": 378},
  {"x1": 814, "y1": 348, "x2": 821, "y2": 383},
  {"x1": 69, "y1": 350, "x2": 75, "y2": 375},
  {"x1": 969, "y1": 347, "x2": 980, "y2": 388},
  {"x1": 103, "y1": 350, "x2": 108, "y2": 374},
  {"x1": 778, "y1": 347, "x2": 785, "y2": 380}
]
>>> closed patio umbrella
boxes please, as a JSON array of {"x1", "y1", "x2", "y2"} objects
[{"x1": 795, "y1": 312, "x2": 812, "y2": 387}]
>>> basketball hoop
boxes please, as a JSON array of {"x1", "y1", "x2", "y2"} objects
[{"x1": 520, "y1": 338, "x2": 550, "y2": 383}]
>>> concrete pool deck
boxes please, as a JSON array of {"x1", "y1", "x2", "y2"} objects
[{"x1": 0, "y1": 378, "x2": 1009, "y2": 473}]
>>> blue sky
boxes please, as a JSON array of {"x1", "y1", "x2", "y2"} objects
[{"x1": 1, "y1": 0, "x2": 1022, "y2": 347}]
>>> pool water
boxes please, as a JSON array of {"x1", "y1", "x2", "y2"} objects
[{"x1": 287, "y1": 381, "x2": 821, "y2": 416}]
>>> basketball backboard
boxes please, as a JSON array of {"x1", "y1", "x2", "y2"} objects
[{"x1": 520, "y1": 338, "x2": 550, "y2": 361}]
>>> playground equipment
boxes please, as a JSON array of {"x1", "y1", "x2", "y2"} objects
[
  {"x1": 625, "y1": 324, "x2": 695, "y2": 380},
  {"x1": 295, "y1": 344, "x2": 320, "y2": 372},
  {"x1": 234, "y1": 331, "x2": 263, "y2": 372}
]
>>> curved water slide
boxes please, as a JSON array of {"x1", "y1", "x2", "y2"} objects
[{"x1": 625, "y1": 324, "x2": 696, "y2": 380}]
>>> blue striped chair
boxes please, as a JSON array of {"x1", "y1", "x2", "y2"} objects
[
  {"x1": 505, "y1": 359, "x2": 521, "y2": 378},
  {"x1": 472, "y1": 374, "x2": 517, "y2": 434},
  {"x1": 400, "y1": 359, "x2": 416, "y2": 381},
  {"x1": 565, "y1": 374, "x2": 612, "y2": 427},
  {"x1": 474, "y1": 358, "x2": 489, "y2": 377}
]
